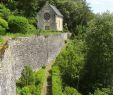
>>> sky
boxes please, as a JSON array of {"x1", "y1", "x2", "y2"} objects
[{"x1": 86, "y1": 0, "x2": 113, "y2": 13}]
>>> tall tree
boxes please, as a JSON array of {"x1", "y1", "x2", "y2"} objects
[
  {"x1": 80, "y1": 13, "x2": 113, "y2": 94},
  {"x1": 16, "y1": 0, "x2": 38, "y2": 17},
  {"x1": 56, "y1": 0, "x2": 93, "y2": 35}
]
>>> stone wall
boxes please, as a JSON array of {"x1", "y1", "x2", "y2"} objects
[
  {"x1": 0, "y1": 46, "x2": 16, "y2": 95},
  {"x1": 0, "y1": 33, "x2": 70, "y2": 95}
]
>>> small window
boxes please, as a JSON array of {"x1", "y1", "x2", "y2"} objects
[{"x1": 45, "y1": 26, "x2": 50, "y2": 30}]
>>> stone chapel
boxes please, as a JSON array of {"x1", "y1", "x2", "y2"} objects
[{"x1": 37, "y1": 2, "x2": 63, "y2": 31}]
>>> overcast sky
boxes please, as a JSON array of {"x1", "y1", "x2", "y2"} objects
[{"x1": 86, "y1": 0, "x2": 113, "y2": 13}]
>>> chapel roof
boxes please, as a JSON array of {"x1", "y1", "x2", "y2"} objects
[{"x1": 49, "y1": 4, "x2": 63, "y2": 17}]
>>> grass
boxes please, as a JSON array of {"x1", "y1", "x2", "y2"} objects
[
  {"x1": 0, "y1": 36, "x2": 5, "y2": 45},
  {"x1": 0, "y1": 30, "x2": 63, "y2": 44}
]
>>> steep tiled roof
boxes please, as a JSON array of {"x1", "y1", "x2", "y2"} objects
[{"x1": 49, "y1": 4, "x2": 63, "y2": 17}]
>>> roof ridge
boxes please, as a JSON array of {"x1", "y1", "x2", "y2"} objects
[{"x1": 49, "y1": 4, "x2": 63, "y2": 17}]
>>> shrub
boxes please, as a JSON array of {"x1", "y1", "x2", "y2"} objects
[
  {"x1": 34, "y1": 68, "x2": 46, "y2": 95},
  {"x1": 0, "y1": 18, "x2": 8, "y2": 28},
  {"x1": 90, "y1": 89, "x2": 108, "y2": 95},
  {"x1": 16, "y1": 67, "x2": 46, "y2": 95},
  {"x1": 26, "y1": 24, "x2": 37, "y2": 34},
  {"x1": 56, "y1": 40, "x2": 85, "y2": 86},
  {"x1": 0, "y1": 18, "x2": 8, "y2": 35},
  {"x1": 27, "y1": 85, "x2": 36, "y2": 94},
  {"x1": 20, "y1": 65, "x2": 35, "y2": 86},
  {"x1": 0, "y1": 37, "x2": 5, "y2": 44},
  {"x1": 52, "y1": 66, "x2": 63, "y2": 95},
  {"x1": 64, "y1": 86, "x2": 81, "y2": 95},
  {"x1": 0, "y1": 4, "x2": 11, "y2": 20},
  {"x1": 21, "y1": 87, "x2": 31, "y2": 95},
  {"x1": 8, "y1": 16, "x2": 29, "y2": 33},
  {"x1": 28, "y1": 17, "x2": 37, "y2": 26},
  {"x1": 0, "y1": 26, "x2": 6, "y2": 35}
]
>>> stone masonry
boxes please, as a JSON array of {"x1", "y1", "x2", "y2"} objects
[{"x1": 0, "y1": 33, "x2": 70, "y2": 95}]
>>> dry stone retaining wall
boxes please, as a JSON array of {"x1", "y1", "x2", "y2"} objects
[{"x1": 0, "y1": 33, "x2": 70, "y2": 95}]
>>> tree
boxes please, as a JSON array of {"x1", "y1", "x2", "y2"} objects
[
  {"x1": 80, "y1": 13, "x2": 113, "y2": 93},
  {"x1": 56, "y1": 0, "x2": 93, "y2": 34},
  {"x1": 20, "y1": 65, "x2": 35, "y2": 86},
  {"x1": 15, "y1": 0, "x2": 93, "y2": 34},
  {"x1": 16, "y1": 0, "x2": 38, "y2": 17},
  {"x1": 64, "y1": 86, "x2": 81, "y2": 95},
  {"x1": 56, "y1": 40, "x2": 85, "y2": 88},
  {"x1": 90, "y1": 89, "x2": 108, "y2": 95}
]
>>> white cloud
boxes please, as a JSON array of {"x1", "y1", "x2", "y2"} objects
[{"x1": 86, "y1": 0, "x2": 113, "y2": 13}]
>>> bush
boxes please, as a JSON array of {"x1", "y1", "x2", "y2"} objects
[
  {"x1": 27, "y1": 85, "x2": 36, "y2": 94},
  {"x1": 0, "y1": 18, "x2": 8, "y2": 35},
  {"x1": 21, "y1": 87, "x2": 31, "y2": 95},
  {"x1": 64, "y1": 86, "x2": 81, "y2": 95},
  {"x1": 16, "y1": 67, "x2": 46, "y2": 95},
  {"x1": 20, "y1": 65, "x2": 35, "y2": 86},
  {"x1": 52, "y1": 66, "x2": 63, "y2": 95},
  {"x1": 0, "y1": 37, "x2": 5, "y2": 44},
  {"x1": 56, "y1": 40, "x2": 85, "y2": 86},
  {"x1": 34, "y1": 68, "x2": 46, "y2": 95},
  {"x1": 0, "y1": 26, "x2": 6, "y2": 35},
  {"x1": 26, "y1": 24, "x2": 37, "y2": 34},
  {"x1": 28, "y1": 17, "x2": 37, "y2": 26},
  {"x1": 8, "y1": 16, "x2": 29, "y2": 33},
  {"x1": 0, "y1": 4, "x2": 11, "y2": 20},
  {"x1": 90, "y1": 89, "x2": 108, "y2": 95}
]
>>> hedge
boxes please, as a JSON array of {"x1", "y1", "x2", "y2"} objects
[
  {"x1": 34, "y1": 68, "x2": 46, "y2": 95},
  {"x1": 8, "y1": 16, "x2": 29, "y2": 33},
  {"x1": 64, "y1": 86, "x2": 81, "y2": 95},
  {"x1": 0, "y1": 18, "x2": 8, "y2": 35},
  {"x1": 0, "y1": 4, "x2": 11, "y2": 20},
  {"x1": 52, "y1": 66, "x2": 63, "y2": 95}
]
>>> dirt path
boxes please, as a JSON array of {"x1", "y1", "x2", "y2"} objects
[{"x1": 42, "y1": 62, "x2": 54, "y2": 95}]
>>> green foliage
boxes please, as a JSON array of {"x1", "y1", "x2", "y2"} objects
[
  {"x1": 0, "y1": 26, "x2": 6, "y2": 35},
  {"x1": 80, "y1": 13, "x2": 113, "y2": 93},
  {"x1": 8, "y1": 16, "x2": 29, "y2": 33},
  {"x1": 21, "y1": 87, "x2": 31, "y2": 95},
  {"x1": 20, "y1": 65, "x2": 35, "y2": 86},
  {"x1": 26, "y1": 24, "x2": 37, "y2": 34},
  {"x1": 17, "y1": 67, "x2": 46, "y2": 95},
  {"x1": 16, "y1": 0, "x2": 38, "y2": 17},
  {"x1": 56, "y1": 0, "x2": 93, "y2": 34},
  {"x1": 64, "y1": 86, "x2": 81, "y2": 95},
  {"x1": 90, "y1": 89, "x2": 108, "y2": 95},
  {"x1": 52, "y1": 66, "x2": 63, "y2": 95},
  {"x1": 34, "y1": 68, "x2": 46, "y2": 95},
  {"x1": 0, "y1": 4, "x2": 11, "y2": 20},
  {"x1": 56, "y1": 40, "x2": 85, "y2": 87},
  {"x1": 11, "y1": 0, "x2": 93, "y2": 33},
  {"x1": 0, "y1": 18, "x2": 8, "y2": 28},
  {"x1": 0, "y1": 18, "x2": 8, "y2": 35},
  {"x1": 28, "y1": 17, "x2": 37, "y2": 26},
  {"x1": 0, "y1": 37, "x2": 5, "y2": 44}
]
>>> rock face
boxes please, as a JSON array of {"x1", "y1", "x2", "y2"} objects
[{"x1": 0, "y1": 33, "x2": 70, "y2": 95}]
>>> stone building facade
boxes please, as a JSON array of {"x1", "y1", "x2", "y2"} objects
[{"x1": 37, "y1": 2, "x2": 63, "y2": 31}]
